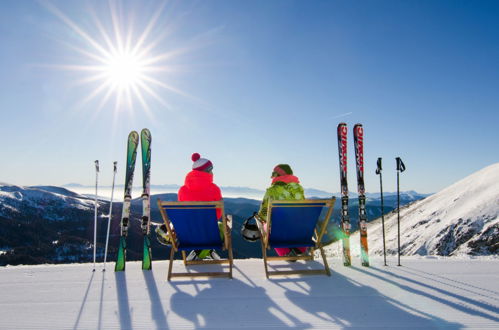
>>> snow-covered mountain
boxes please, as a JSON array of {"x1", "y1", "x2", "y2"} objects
[
  {"x1": 325, "y1": 163, "x2": 499, "y2": 257},
  {"x1": 0, "y1": 181, "x2": 431, "y2": 265},
  {"x1": 0, "y1": 184, "x2": 104, "y2": 265},
  {"x1": 0, "y1": 183, "x2": 97, "y2": 220}
]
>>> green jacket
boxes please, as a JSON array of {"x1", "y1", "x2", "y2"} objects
[{"x1": 258, "y1": 181, "x2": 305, "y2": 221}]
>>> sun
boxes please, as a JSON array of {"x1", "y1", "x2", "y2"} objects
[
  {"x1": 104, "y1": 52, "x2": 145, "y2": 90},
  {"x1": 43, "y1": 1, "x2": 191, "y2": 116}
]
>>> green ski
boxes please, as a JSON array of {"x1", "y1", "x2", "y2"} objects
[
  {"x1": 142, "y1": 236, "x2": 152, "y2": 270},
  {"x1": 140, "y1": 128, "x2": 152, "y2": 270},
  {"x1": 115, "y1": 131, "x2": 139, "y2": 272}
]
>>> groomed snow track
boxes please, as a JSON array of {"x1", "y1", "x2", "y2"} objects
[{"x1": 0, "y1": 257, "x2": 498, "y2": 329}]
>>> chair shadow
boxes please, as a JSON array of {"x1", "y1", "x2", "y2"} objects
[
  {"x1": 271, "y1": 268, "x2": 463, "y2": 329},
  {"x1": 143, "y1": 270, "x2": 169, "y2": 330},
  {"x1": 168, "y1": 265, "x2": 312, "y2": 329},
  {"x1": 267, "y1": 259, "x2": 329, "y2": 272},
  {"x1": 72, "y1": 272, "x2": 95, "y2": 330},
  {"x1": 169, "y1": 261, "x2": 232, "y2": 276},
  {"x1": 361, "y1": 265, "x2": 499, "y2": 322},
  {"x1": 115, "y1": 272, "x2": 133, "y2": 330}
]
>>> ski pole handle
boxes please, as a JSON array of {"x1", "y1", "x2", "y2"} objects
[
  {"x1": 396, "y1": 157, "x2": 406, "y2": 172},
  {"x1": 376, "y1": 157, "x2": 382, "y2": 175},
  {"x1": 95, "y1": 160, "x2": 100, "y2": 172},
  {"x1": 113, "y1": 161, "x2": 117, "y2": 173}
]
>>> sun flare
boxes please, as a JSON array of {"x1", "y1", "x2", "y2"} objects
[{"x1": 44, "y1": 1, "x2": 191, "y2": 117}]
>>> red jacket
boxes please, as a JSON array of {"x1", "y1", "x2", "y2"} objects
[{"x1": 178, "y1": 170, "x2": 222, "y2": 219}]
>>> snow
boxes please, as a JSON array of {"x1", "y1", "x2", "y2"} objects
[
  {"x1": 325, "y1": 163, "x2": 499, "y2": 257},
  {"x1": 0, "y1": 258, "x2": 498, "y2": 329}
]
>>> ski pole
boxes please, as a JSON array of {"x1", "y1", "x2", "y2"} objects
[
  {"x1": 93, "y1": 160, "x2": 99, "y2": 272},
  {"x1": 396, "y1": 157, "x2": 406, "y2": 266},
  {"x1": 103, "y1": 161, "x2": 118, "y2": 271},
  {"x1": 376, "y1": 158, "x2": 386, "y2": 266}
]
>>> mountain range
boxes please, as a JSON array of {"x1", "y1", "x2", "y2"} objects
[
  {"x1": 7, "y1": 162, "x2": 496, "y2": 266},
  {"x1": 0, "y1": 182, "x2": 427, "y2": 265},
  {"x1": 63, "y1": 182, "x2": 429, "y2": 199}
]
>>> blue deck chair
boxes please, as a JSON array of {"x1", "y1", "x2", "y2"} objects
[
  {"x1": 157, "y1": 199, "x2": 233, "y2": 280},
  {"x1": 255, "y1": 198, "x2": 335, "y2": 278}
]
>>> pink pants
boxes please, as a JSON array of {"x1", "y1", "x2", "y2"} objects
[
  {"x1": 274, "y1": 247, "x2": 307, "y2": 256},
  {"x1": 263, "y1": 223, "x2": 307, "y2": 256}
]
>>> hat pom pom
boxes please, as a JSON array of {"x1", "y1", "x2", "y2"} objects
[{"x1": 191, "y1": 153, "x2": 201, "y2": 162}]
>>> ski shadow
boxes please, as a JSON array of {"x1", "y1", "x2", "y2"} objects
[
  {"x1": 98, "y1": 271, "x2": 106, "y2": 330},
  {"x1": 114, "y1": 272, "x2": 133, "y2": 330},
  {"x1": 168, "y1": 265, "x2": 312, "y2": 329},
  {"x1": 362, "y1": 265, "x2": 499, "y2": 322},
  {"x1": 143, "y1": 270, "x2": 169, "y2": 329},
  {"x1": 72, "y1": 272, "x2": 95, "y2": 330},
  {"x1": 271, "y1": 267, "x2": 463, "y2": 329},
  {"x1": 402, "y1": 265, "x2": 499, "y2": 298}
]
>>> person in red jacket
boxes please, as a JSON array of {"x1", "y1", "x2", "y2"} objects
[
  {"x1": 178, "y1": 153, "x2": 222, "y2": 218},
  {"x1": 156, "y1": 153, "x2": 222, "y2": 260}
]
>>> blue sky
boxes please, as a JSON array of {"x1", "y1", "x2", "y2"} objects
[{"x1": 0, "y1": 0, "x2": 498, "y2": 194}]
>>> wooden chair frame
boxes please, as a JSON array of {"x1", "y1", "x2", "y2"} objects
[
  {"x1": 255, "y1": 198, "x2": 336, "y2": 278},
  {"x1": 157, "y1": 199, "x2": 233, "y2": 280}
]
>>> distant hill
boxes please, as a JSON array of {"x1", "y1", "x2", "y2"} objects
[
  {"x1": 0, "y1": 183, "x2": 428, "y2": 265},
  {"x1": 63, "y1": 182, "x2": 429, "y2": 200}
]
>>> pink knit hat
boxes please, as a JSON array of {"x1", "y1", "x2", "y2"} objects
[{"x1": 191, "y1": 153, "x2": 213, "y2": 172}]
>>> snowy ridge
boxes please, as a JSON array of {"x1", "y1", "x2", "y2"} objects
[
  {"x1": 0, "y1": 183, "x2": 97, "y2": 220},
  {"x1": 325, "y1": 163, "x2": 499, "y2": 257}
]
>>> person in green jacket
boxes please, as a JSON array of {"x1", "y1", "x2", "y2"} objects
[{"x1": 258, "y1": 164, "x2": 307, "y2": 257}]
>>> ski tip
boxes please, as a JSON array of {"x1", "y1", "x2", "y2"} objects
[
  {"x1": 337, "y1": 122, "x2": 347, "y2": 127},
  {"x1": 128, "y1": 131, "x2": 139, "y2": 140},
  {"x1": 141, "y1": 128, "x2": 151, "y2": 139}
]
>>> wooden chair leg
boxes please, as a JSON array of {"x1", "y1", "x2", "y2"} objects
[
  {"x1": 261, "y1": 239, "x2": 269, "y2": 279},
  {"x1": 181, "y1": 251, "x2": 187, "y2": 265},
  {"x1": 228, "y1": 240, "x2": 234, "y2": 279},
  {"x1": 225, "y1": 224, "x2": 233, "y2": 279},
  {"x1": 319, "y1": 246, "x2": 331, "y2": 276},
  {"x1": 168, "y1": 247, "x2": 175, "y2": 281}
]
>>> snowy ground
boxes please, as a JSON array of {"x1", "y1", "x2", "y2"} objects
[{"x1": 0, "y1": 258, "x2": 498, "y2": 329}]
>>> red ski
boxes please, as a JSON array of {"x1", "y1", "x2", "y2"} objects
[{"x1": 354, "y1": 124, "x2": 369, "y2": 267}]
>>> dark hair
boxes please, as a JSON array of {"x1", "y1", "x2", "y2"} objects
[{"x1": 271, "y1": 164, "x2": 293, "y2": 177}]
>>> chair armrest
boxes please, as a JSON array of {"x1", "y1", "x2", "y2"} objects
[
  {"x1": 254, "y1": 213, "x2": 269, "y2": 248},
  {"x1": 225, "y1": 214, "x2": 233, "y2": 230},
  {"x1": 254, "y1": 213, "x2": 266, "y2": 224},
  {"x1": 254, "y1": 214, "x2": 266, "y2": 233}
]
